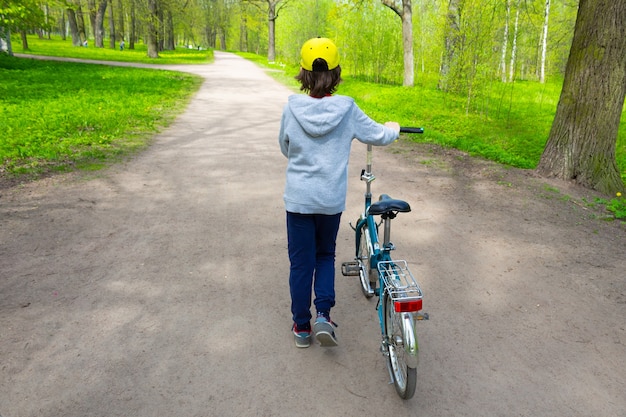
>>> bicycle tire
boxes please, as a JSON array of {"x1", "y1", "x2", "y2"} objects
[
  {"x1": 357, "y1": 223, "x2": 376, "y2": 298},
  {"x1": 383, "y1": 287, "x2": 417, "y2": 399}
]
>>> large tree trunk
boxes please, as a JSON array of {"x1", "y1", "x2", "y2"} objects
[
  {"x1": 164, "y1": 10, "x2": 175, "y2": 50},
  {"x1": 146, "y1": 0, "x2": 159, "y2": 58},
  {"x1": 382, "y1": 0, "x2": 414, "y2": 87},
  {"x1": 108, "y1": 0, "x2": 116, "y2": 49},
  {"x1": 267, "y1": 1, "x2": 276, "y2": 62},
  {"x1": 116, "y1": 0, "x2": 125, "y2": 44},
  {"x1": 66, "y1": 8, "x2": 82, "y2": 46},
  {"x1": 94, "y1": 0, "x2": 107, "y2": 48},
  {"x1": 129, "y1": 0, "x2": 136, "y2": 49},
  {"x1": 537, "y1": 0, "x2": 626, "y2": 194},
  {"x1": 401, "y1": 0, "x2": 414, "y2": 87},
  {"x1": 76, "y1": 4, "x2": 87, "y2": 43}
]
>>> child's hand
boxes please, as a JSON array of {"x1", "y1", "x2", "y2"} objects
[{"x1": 384, "y1": 122, "x2": 400, "y2": 133}]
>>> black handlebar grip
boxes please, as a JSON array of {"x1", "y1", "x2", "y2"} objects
[{"x1": 400, "y1": 127, "x2": 424, "y2": 134}]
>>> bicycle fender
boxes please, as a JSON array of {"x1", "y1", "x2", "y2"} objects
[{"x1": 402, "y1": 313, "x2": 419, "y2": 368}]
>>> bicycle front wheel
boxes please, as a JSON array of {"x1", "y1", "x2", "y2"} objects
[
  {"x1": 357, "y1": 224, "x2": 376, "y2": 298},
  {"x1": 383, "y1": 290, "x2": 417, "y2": 399}
]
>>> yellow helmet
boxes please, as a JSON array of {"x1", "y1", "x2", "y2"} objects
[{"x1": 300, "y1": 37, "x2": 340, "y2": 72}]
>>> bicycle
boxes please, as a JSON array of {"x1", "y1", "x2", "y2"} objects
[{"x1": 341, "y1": 127, "x2": 427, "y2": 400}]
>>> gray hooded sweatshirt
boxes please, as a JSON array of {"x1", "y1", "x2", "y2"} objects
[{"x1": 279, "y1": 94, "x2": 399, "y2": 215}]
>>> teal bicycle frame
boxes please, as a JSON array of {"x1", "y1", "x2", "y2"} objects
[{"x1": 343, "y1": 128, "x2": 425, "y2": 400}]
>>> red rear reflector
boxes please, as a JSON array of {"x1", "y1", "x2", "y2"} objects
[{"x1": 394, "y1": 299, "x2": 422, "y2": 312}]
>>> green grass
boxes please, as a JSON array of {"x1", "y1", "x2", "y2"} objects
[
  {"x1": 339, "y1": 78, "x2": 625, "y2": 180},
  {"x1": 0, "y1": 52, "x2": 202, "y2": 178},
  {"x1": 19, "y1": 36, "x2": 213, "y2": 65}
]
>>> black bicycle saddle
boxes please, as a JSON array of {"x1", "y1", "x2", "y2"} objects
[{"x1": 367, "y1": 194, "x2": 411, "y2": 216}]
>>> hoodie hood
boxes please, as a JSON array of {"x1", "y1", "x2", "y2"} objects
[{"x1": 286, "y1": 95, "x2": 354, "y2": 137}]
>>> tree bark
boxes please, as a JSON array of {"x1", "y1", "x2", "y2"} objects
[
  {"x1": 500, "y1": 0, "x2": 510, "y2": 82},
  {"x1": 146, "y1": 0, "x2": 159, "y2": 58},
  {"x1": 130, "y1": 0, "x2": 136, "y2": 49},
  {"x1": 267, "y1": 0, "x2": 276, "y2": 62},
  {"x1": 381, "y1": 0, "x2": 414, "y2": 87},
  {"x1": 537, "y1": 0, "x2": 626, "y2": 194},
  {"x1": 509, "y1": 1, "x2": 519, "y2": 82},
  {"x1": 94, "y1": 0, "x2": 107, "y2": 48},
  {"x1": 164, "y1": 10, "x2": 174, "y2": 50},
  {"x1": 108, "y1": 0, "x2": 116, "y2": 49},
  {"x1": 539, "y1": 0, "x2": 550, "y2": 83},
  {"x1": 66, "y1": 9, "x2": 83, "y2": 46}
]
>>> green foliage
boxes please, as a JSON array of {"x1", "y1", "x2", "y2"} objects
[
  {"x1": 0, "y1": 53, "x2": 202, "y2": 177},
  {"x1": 586, "y1": 193, "x2": 626, "y2": 220}
]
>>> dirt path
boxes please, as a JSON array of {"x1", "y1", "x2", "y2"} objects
[{"x1": 1, "y1": 52, "x2": 625, "y2": 417}]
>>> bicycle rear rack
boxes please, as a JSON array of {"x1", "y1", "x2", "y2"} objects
[{"x1": 377, "y1": 260, "x2": 423, "y2": 302}]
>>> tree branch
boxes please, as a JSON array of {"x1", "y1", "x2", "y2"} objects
[{"x1": 381, "y1": 0, "x2": 402, "y2": 18}]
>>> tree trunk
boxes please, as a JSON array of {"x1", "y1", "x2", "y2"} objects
[
  {"x1": 76, "y1": 4, "x2": 87, "y2": 43},
  {"x1": 164, "y1": 10, "x2": 175, "y2": 50},
  {"x1": 509, "y1": 1, "x2": 519, "y2": 82},
  {"x1": 0, "y1": 26, "x2": 13, "y2": 56},
  {"x1": 537, "y1": 0, "x2": 626, "y2": 194},
  {"x1": 267, "y1": 1, "x2": 276, "y2": 62},
  {"x1": 130, "y1": 0, "x2": 136, "y2": 49},
  {"x1": 109, "y1": 0, "x2": 116, "y2": 49},
  {"x1": 94, "y1": 0, "x2": 107, "y2": 48},
  {"x1": 381, "y1": 0, "x2": 415, "y2": 87},
  {"x1": 500, "y1": 0, "x2": 510, "y2": 82},
  {"x1": 66, "y1": 8, "x2": 82, "y2": 46},
  {"x1": 88, "y1": 0, "x2": 97, "y2": 39},
  {"x1": 401, "y1": 0, "x2": 414, "y2": 87},
  {"x1": 146, "y1": 0, "x2": 159, "y2": 58},
  {"x1": 539, "y1": 0, "x2": 550, "y2": 83},
  {"x1": 20, "y1": 30, "x2": 28, "y2": 50},
  {"x1": 116, "y1": 0, "x2": 125, "y2": 45}
]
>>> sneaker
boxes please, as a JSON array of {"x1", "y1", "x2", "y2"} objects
[
  {"x1": 313, "y1": 312, "x2": 338, "y2": 347},
  {"x1": 293, "y1": 323, "x2": 311, "y2": 348}
]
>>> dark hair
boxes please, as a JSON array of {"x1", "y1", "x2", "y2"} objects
[{"x1": 296, "y1": 59, "x2": 342, "y2": 98}]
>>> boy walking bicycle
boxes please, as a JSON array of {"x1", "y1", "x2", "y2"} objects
[{"x1": 279, "y1": 37, "x2": 400, "y2": 348}]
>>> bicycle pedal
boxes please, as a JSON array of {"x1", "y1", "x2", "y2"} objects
[
  {"x1": 341, "y1": 261, "x2": 360, "y2": 276},
  {"x1": 416, "y1": 312, "x2": 429, "y2": 320}
]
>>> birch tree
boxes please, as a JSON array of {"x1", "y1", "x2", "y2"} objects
[
  {"x1": 539, "y1": 0, "x2": 550, "y2": 83},
  {"x1": 500, "y1": 0, "x2": 509, "y2": 82},
  {"x1": 508, "y1": 0, "x2": 519, "y2": 82}
]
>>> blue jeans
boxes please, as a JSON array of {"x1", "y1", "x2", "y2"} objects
[{"x1": 286, "y1": 212, "x2": 342, "y2": 327}]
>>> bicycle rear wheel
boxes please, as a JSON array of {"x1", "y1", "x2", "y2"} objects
[
  {"x1": 357, "y1": 224, "x2": 376, "y2": 298},
  {"x1": 383, "y1": 289, "x2": 417, "y2": 399}
]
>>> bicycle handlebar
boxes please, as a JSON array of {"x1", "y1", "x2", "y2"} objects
[{"x1": 399, "y1": 127, "x2": 424, "y2": 134}]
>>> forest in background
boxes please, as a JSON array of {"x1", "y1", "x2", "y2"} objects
[{"x1": 2, "y1": 0, "x2": 625, "y2": 198}]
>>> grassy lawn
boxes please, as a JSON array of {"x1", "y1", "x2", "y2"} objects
[
  {"x1": 1, "y1": 41, "x2": 204, "y2": 178},
  {"x1": 19, "y1": 36, "x2": 213, "y2": 65}
]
